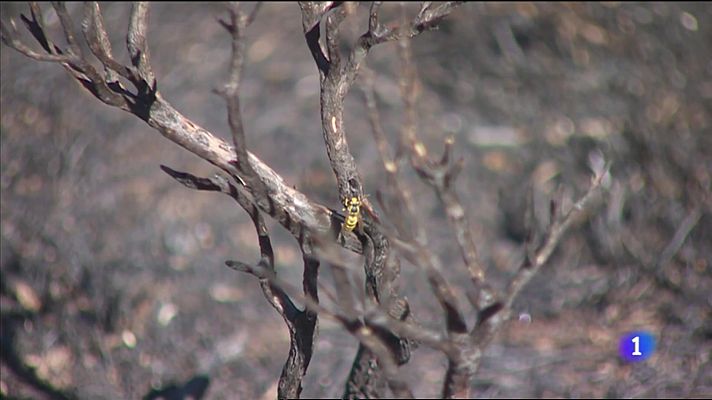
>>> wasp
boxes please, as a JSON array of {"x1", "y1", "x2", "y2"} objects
[{"x1": 342, "y1": 196, "x2": 362, "y2": 232}]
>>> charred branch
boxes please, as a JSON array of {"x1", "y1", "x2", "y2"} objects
[
  {"x1": 0, "y1": 2, "x2": 363, "y2": 255},
  {"x1": 360, "y1": 8, "x2": 610, "y2": 397},
  {"x1": 295, "y1": 4, "x2": 467, "y2": 395},
  {"x1": 2, "y1": 3, "x2": 613, "y2": 399},
  {"x1": 160, "y1": 164, "x2": 319, "y2": 400}
]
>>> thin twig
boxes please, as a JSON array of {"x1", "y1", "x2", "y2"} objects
[
  {"x1": 51, "y1": 2, "x2": 82, "y2": 57},
  {"x1": 656, "y1": 208, "x2": 701, "y2": 270},
  {"x1": 81, "y1": 2, "x2": 136, "y2": 83},
  {"x1": 127, "y1": 2, "x2": 154, "y2": 85},
  {"x1": 1, "y1": 19, "x2": 69, "y2": 61},
  {"x1": 159, "y1": 164, "x2": 317, "y2": 399}
]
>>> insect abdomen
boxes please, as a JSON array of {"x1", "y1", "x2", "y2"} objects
[
  {"x1": 342, "y1": 196, "x2": 361, "y2": 232},
  {"x1": 343, "y1": 214, "x2": 359, "y2": 231}
]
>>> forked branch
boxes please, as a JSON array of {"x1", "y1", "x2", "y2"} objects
[
  {"x1": 362, "y1": 11, "x2": 610, "y2": 396},
  {"x1": 1, "y1": 2, "x2": 362, "y2": 253}
]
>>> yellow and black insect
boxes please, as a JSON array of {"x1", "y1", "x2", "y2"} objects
[{"x1": 342, "y1": 196, "x2": 362, "y2": 232}]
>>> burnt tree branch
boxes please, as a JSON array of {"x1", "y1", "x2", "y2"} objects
[
  {"x1": 160, "y1": 165, "x2": 318, "y2": 400},
  {"x1": 296, "y1": 3, "x2": 464, "y2": 396},
  {"x1": 0, "y1": 2, "x2": 362, "y2": 254},
  {"x1": 214, "y1": 4, "x2": 322, "y2": 398},
  {"x1": 360, "y1": 8, "x2": 610, "y2": 397},
  {"x1": 3, "y1": 3, "x2": 611, "y2": 399}
]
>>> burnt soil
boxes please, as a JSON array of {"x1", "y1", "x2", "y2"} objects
[{"x1": 1, "y1": 3, "x2": 710, "y2": 399}]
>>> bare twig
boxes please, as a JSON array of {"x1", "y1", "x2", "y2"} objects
[
  {"x1": 1, "y1": 18, "x2": 70, "y2": 61},
  {"x1": 300, "y1": 2, "x2": 465, "y2": 205},
  {"x1": 160, "y1": 165, "x2": 318, "y2": 399},
  {"x1": 656, "y1": 207, "x2": 701, "y2": 270},
  {"x1": 82, "y1": 2, "x2": 135, "y2": 83},
  {"x1": 362, "y1": 68, "x2": 419, "y2": 241},
  {"x1": 363, "y1": 11, "x2": 469, "y2": 340},
  {"x1": 444, "y1": 165, "x2": 611, "y2": 399},
  {"x1": 360, "y1": 6, "x2": 609, "y2": 396},
  {"x1": 127, "y1": 2, "x2": 154, "y2": 85},
  {"x1": 277, "y1": 240, "x2": 320, "y2": 400},
  {"x1": 216, "y1": 2, "x2": 271, "y2": 204},
  {"x1": 342, "y1": 1, "x2": 464, "y2": 99},
  {"x1": 226, "y1": 254, "x2": 414, "y2": 398},
  {"x1": 324, "y1": 2, "x2": 356, "y2": 70},
  {"x1": 622, "y1": 205, "x2": 702, "y2": 294},
  {"x1": 330, "y1": 259, "x2": 414, "y2": 399},
  {"x1": 359, "y1": 13, "x2": 483, "y2": 397},
  {"x1": 387, "y1": 235, "x2": 467, "y2": 334},
  {"x1": 51, "y1": 2, "x2": 82, "y2": 57},
  {"x1": 213, "y1": 5, "x2": 322, "y2": 398},
  {"x1": 295, "y1": 5, "x2": 441, "y2": 396}
]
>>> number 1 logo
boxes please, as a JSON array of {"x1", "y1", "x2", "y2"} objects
[
  {"x1": 619, "y1": 331, "x2": 656, "y2": 362},
  {"x1": 631, "y1": 336, "x2": 642, "y2": 356}
]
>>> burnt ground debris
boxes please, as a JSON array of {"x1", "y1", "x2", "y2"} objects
[{"x1": 1, "y1": 3, "x2": 710, "y2": 399}]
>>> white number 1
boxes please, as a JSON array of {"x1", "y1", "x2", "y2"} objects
[{"x1": 631, "y1": 336, "x2": 642, "y2": 356}]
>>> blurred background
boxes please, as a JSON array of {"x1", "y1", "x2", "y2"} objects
[{"x1": 1, "y1": 2, "x2": 710, "y2": 398}]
